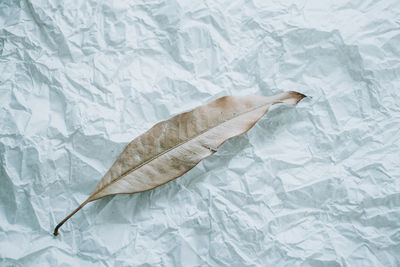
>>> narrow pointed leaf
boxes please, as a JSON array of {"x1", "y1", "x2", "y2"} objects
[{"x1": 54, "y1": 91, "x2": 305, "y2": 235}]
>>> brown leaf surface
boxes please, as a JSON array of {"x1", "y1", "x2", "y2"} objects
[{"x1": 53, "y1": 91, "x2": 306, "y2": 235}]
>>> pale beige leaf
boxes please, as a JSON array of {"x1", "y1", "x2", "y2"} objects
[{"x1": 54, "y1": 91, "x2": 305, "y2": 235}]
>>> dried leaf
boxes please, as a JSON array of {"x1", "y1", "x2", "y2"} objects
[{"x1": 53, "y1": 91, "x2": 306, "y2": 235}]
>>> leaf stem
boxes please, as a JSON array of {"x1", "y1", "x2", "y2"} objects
[{"x1": 53, "y1": 199, "x2": 90, "y2": 236}]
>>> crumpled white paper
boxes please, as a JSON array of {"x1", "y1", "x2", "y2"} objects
[{"x1": 1, "y1": 0, "x2": 399, "y2": 266}]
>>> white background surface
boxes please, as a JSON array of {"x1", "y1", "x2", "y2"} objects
[{"x1": 1, "y1": 0, "x2": 400, "y2": 266}]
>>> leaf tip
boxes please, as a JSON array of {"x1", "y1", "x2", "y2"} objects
[{"x1": 289, "y1": 91, "x2": 307, "y2": 102}]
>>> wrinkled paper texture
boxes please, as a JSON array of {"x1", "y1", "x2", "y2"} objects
[{"x1": 1, "y1": 0, "x2": 399, "y2": 266}]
